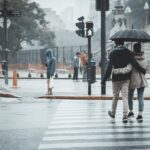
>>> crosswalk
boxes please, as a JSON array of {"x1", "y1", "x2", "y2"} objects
[{"x1": 38, "y1": 100, "x2": 150, "y2": 150}]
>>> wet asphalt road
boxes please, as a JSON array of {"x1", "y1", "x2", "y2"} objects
[
  {"x1": 0, "y1": 99, "x2": 60, "y2": 150},
  {"x1": 1, "y1": 99, "x2": 150, "y2": 150}
]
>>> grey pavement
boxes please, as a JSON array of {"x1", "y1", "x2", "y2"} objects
[
  {"x1": 0, "y1": 78, "x2": 109, "y2": 98},
  {"x1": 0, "y1": 100, "x2": 60, "y2": 150},
  {"x1": 0, "y1": 71, "x2": 150, "y2": 98}
]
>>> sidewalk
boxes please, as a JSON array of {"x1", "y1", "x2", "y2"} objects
[{"x1": 0, "y1": 77, "x2": 150, "y2": 100}]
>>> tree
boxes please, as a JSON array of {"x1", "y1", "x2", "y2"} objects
[{"x1": 0, "y1": 0, "x2": 55, "y2": 53}]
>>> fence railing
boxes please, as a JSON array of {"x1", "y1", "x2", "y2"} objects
[
  {"x1": 0, "y1": 45, "x2": 89, "y2": 73},
  {"x1": 0, "y1": 43, "x2": 150, "y2": 74}
]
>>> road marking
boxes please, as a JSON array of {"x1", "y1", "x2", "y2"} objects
[{"x1": 38, "y1": 101, "x2": 150, "y2": 150}]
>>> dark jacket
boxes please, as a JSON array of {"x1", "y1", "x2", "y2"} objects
[
  {"x1": 102, "y1": 45, "x2": 146, "y2": 83},
  {"x1": 46, "y1": 50, "x2": 56, "y2": 77}
]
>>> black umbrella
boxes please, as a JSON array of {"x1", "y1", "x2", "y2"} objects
[{"x1": 110, "y1": 29, "x2": 150, "y2": 42}]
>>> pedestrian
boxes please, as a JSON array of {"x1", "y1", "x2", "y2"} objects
[
  {"x1": 45, "y1": 49, "x2": 55, "y2": 95},
  {"x1": 101, "y1": 39, "x2": 146, "y2": 123},
  {"x1": 128, "y1": 43, "x2": 148, "y2": 121},
  {"x1": 81, "y1": 50, "x2": 88, "y2": 81},
  {"x1": 73, "y1": 52, "x2": 81, "y2": 80}
]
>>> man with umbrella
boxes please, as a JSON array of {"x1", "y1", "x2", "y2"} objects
[{"x1": 101, "y1": 39, "x2": 146, "y2": 123}]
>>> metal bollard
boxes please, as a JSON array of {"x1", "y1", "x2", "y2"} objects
[{"x1": 13, "y1": 70, "x2": 17, "y2": 88}]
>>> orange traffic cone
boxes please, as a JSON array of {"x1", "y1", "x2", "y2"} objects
[{"x1": 13, "y1": 70, "x2": 17, "y2": 88}]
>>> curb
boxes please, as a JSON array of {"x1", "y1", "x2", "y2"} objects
[
  {"x1": 1, "y1": 92, "x2": 150, "y2": 100},
  {"x1": 38, "y1": 95, "x2": 113, "y2": 100},
  {"x1": 0, "y1": 92, "x2": 19, "y2": 98},
  {"x1": 38, "y1": 95, "x2": 150, "y2": 100}
]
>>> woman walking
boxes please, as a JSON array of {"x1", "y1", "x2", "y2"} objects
[{"x1": 128, "y1": 43, "x2": 148, "y2": 121}]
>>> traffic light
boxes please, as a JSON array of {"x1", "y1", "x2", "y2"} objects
[
  {"x1": 75, "y1": 16, "x2": 85, "y2": 37},
  {"x1": 96, "y1": 0, "x2": 109, "y2": 11},
  {"x1": 86, "y1": 21, "x2": 93, "y2": 29},
  {"x1": 76, "y1": 22, "x2": 85, "y2": 37},
  {"x1": 86, "y1": 21, "x2": 94, "y2": 37}
]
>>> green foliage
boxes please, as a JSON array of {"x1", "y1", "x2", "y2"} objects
[{"x1": 0, "y1": 0, "x2": 55, "y2": 52}]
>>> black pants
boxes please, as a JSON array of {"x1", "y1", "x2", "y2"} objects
[{"x1": 73, "y1": 67, "x2": 78, "y2": 80}]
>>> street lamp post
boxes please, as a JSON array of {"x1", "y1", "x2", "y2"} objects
[
  {"x1": 3, "y1": 0, "x2": 8, "y2": 84},
  {"x1": 0, "y1": 0, "x2": 21, "y2": 84}
]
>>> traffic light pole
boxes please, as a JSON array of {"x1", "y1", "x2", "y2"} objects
[
  {"x1": 3, "y1": 0, "x2": 8, "y2": 84},
  {"x1": 75, "y1": 17, "x2": 94, "y2": 95},
  {"x1": 87, "y1": 36, "x2": 91, "y2": 95},
  {"x1": 101, "y1": 0, "x2": 107, "y2": 95}
]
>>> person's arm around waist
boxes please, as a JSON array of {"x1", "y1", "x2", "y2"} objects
[{"x1": 129, "y1": 53, "x2": 146, "y2": 74}]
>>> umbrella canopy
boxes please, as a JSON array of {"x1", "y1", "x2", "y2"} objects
[{"x1": 110, "y1": 29, "x2": 150, "y2": 42}]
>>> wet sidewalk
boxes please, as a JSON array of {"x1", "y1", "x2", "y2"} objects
[{"x1": 0, "y1": 77, "x2": 150, "y2": 99}]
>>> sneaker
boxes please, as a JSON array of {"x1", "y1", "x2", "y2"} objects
[
  {"x1": 108, "y1": 111, "x2": 115, "y2": 118},
  {"x1": 127, "y1": 112, "x2": 134, "y2": 118},
  {"x1": 136, "y1": 115, "x2": 143, "y2": 121},
  {"x1": 122, "y1": 117, "x2": 128, "y2": 123},
  {"x1": 48, "y1": 88, "x2": 52, "y2": 95}
]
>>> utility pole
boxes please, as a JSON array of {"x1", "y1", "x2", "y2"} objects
[
  {"x1": 101, "y1": 0, "x2": 107, "y2": 95},
  {"x1": 87, "y1": 34, "x2": 91, "y2": 95},
  {"x1": 96, "y1": 0, "x2": 109, "y2": 95}
]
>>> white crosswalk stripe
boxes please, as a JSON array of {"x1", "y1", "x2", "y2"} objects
[
  {"x1": 43, "y1": 134, "x2": 150, "y2": 141},
  {"x1": 38, "y1": 100, "x2": 150, "y2": 150}
]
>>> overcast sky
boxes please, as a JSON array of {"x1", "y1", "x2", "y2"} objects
[
  {"x1": 32, "y1": 0, "x2": 127, "y2": 16},
  {"x1": 31, "y1": 0, "x2": 90, "y2": 17},
  {"x1": 34, "y1": 0, "x2": 78, "y2": 14}
]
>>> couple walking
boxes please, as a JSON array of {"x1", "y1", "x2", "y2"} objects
[{"x1": 101, "y1": 40, "x2": 148, "y2": 123}]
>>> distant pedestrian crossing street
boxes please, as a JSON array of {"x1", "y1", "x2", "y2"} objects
[{"x1": 38, "y1": 100, "x2": 150, "y2": 150}]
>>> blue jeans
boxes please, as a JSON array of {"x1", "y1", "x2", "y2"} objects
[{"x1": 128, "y1": 87, "x2": 145, "y2": 112}]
